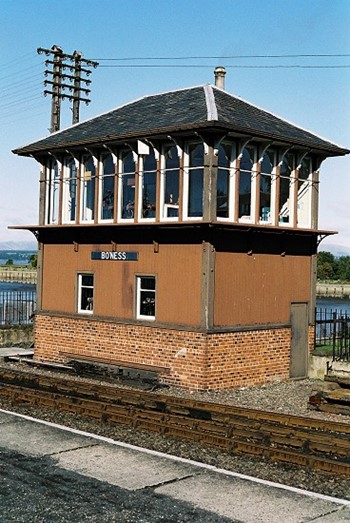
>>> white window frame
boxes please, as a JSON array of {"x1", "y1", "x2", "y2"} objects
[
  {"x1": 216, "y1": 142, "x2": 236, "y2": 222},
  {"x1": 118, "y1": 150, "x2": 136, "y2": 223},
  {"x1": 99, "y1": 152, "x2": 116, "y2": 223},
  {"x1": 77, "y1": 273, "x2": 94, "y2": 315},
  {"x1": 296, "y1": 156, "x2": 313, "y2": 229},
  {"x1": 80, "y1": 155, "x2": 96, "y2": 223},
  {"x1": 62, "y1": 157, "x2": 78, "y2": 224},
  {"x1": 138, "y1": 153, "x2": 157, "y2": 223},
  {"x1": 258, "y1": 149, "x2": 276, "y2": 225},
  {"x1": 160, "y1": 144, "x2": 181, "y2": 222},
  {"x1": 183, "y1": 142, "x2": 204, "y2": 221},
  {"x1": 136, "y1": 275, "x2": 156, "y2": 321},
  {"x1": 45, "y1": 158, "x2": 60, "y2": 225}
]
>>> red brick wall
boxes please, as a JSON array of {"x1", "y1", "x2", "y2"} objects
[{"x1": 34, "y1": 314, "x2": 311, "y2": 390}]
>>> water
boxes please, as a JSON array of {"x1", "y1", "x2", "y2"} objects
[
  {"x1": 317, "y1": 297, "x2": 350, "y2": 315},
  {"x1": 0, "y1": 282, "x2": 36, "y2": 293}
]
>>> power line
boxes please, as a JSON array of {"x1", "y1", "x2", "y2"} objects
[
  {"x1": 92, "y1": 53, "x2": 350, "y2": 61},
  {"x1": 98, "y1": 64, "x2": 350, "y2": 69}
]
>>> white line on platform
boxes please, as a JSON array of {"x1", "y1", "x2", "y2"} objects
[{"x1": 1, "y1": 407, "x2": 350, "y2": 507}]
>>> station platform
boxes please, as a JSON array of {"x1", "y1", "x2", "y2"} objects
[
  {"x1": 0, "y1": 346, "x2": 34, "y2": 358},
  {"x1": 0, "y1": 409, "x2": 349, "y2": 522}
]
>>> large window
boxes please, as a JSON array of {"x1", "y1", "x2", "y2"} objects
[
  {"x1": 136, "y1": 276, "x2": 156, "y2": 320},
  {"x1": 279, "y1": 153, "x2": 293, "y2": 224},
  {"x1": 119, "y1": 150, "x2": 136, "y2": 220},
  {"x1": 46, "y1": 158, "x2": 60, "y2": 224},
  {"x1": 62, "y1": 157, "x2": 77, "y2": 223},
  {"x1": 77, "y1": 273, "x2": 94, "y2": 314},
  {"x1": 139, "y1": 149, "x2": 157, "y2": 220},
  {"x1": 81, "y1": 156, "x2": 96, "y2": 222},
  {"x1": 239, "y1": 146, "x2": 254, "y2": 220},
  {"x1": 259, "y1": 151, "x2": 274, "y2": 223},
  {"x1": 100, "y1": 153, "x2": 115, "y2": 221},
  {"x1": 297, "y1": 157, "x2": 312, "y2": 228},
  {"x1": 185, "y1": 143, "x2": 204, "y2": 218},
  {"x1": 217, "y1": 143, "x2": 232, "y2": 219},
  {"x1": 161, "y1": 144, "x2": 180, "y2": 220}
]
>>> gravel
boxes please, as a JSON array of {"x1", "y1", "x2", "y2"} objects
[{"x1": 1, "y1": 360, "x2": 350, "y2": 501}]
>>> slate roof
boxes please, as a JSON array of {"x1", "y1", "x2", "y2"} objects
[{"x1": 13, "y1": 85, "x2": 349, "y2": 157}]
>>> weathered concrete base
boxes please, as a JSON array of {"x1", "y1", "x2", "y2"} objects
[
  {"x1": 308, "y1": 354, "x2": 331, "y2": 380},
  {"x1": 0, "y1": 325, "x2": 33, "y2": 348}
]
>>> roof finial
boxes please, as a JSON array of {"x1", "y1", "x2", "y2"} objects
[{"x1": 214, "y1": 66, "x2": 226, "y2": 90}]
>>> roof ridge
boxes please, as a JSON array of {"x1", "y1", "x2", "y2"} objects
[{"x1": 204, "y1": 84, "x2": 218, "y2": 121}]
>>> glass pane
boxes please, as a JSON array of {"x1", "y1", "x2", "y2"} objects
[
  {"x1": 217, "y1": 168, "x2": 229, "y2": 218},
  {"x1": 101, "y1": 175, "x2": 114, "y2": 219},
  {"x1": 49, "y1": 160, "x2": 60, "y2": 224},
  {"x1": 121, "y1": 151, "x2": 135, "y2": 219},
  {"x1": 122, "y1": 150, "x2": 135, "y2": 173},
  {"x1": 68, "y1": 161, "x2": 77, "y2": 221},
  {"x1": 279, "y1": 155, "x2": 293, "y2": 223},
  {"x1": 260, "y1": 152, "x2": 273, "y2": 221},
  {"x1": 121, "y1": 173, "x2": 135, "y2": 219},
  {"x1": 165, "y1": 145, "x2": 179, "y2": 169},
  {"x1": 239, "y1": 148, "x2": 253, "y2": 219},
  {"x1": 140, "y1": 277, "x2": 155, "y2": 290},
  {"x1": 82, "y1": 157, "x2": 96, "y2": 221},
  {"x1": 163, "y1": 145, "x2": 179, "y2": 218},
  {"x1": 140, "y1": 291, "x2": 155, "y2": 316},
  {"x1": 218, "y1": 143, "x2": 231, "y2": 168},
  {"x1": 189, "y1": 143, "x2": 204, "y2": 167},
  {"x1": 82, "y1": 274, "x2": 93, "y2": 286},
  {"x1": 297, "y1": 157, "x2": 311, "y2": 227},
  {"x1": 141, "y1": 171, "x2": 156, "y2": 218},
  {"x1": 188, "y1": 168, "x2": 203, "y2": 217}
]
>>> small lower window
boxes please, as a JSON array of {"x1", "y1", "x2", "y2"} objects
[
  {"x1": 78, "y1": 273, "x2": 94, "y2": 314},
  {"x1": 136, "y1": 276, "x2": 156, "y2": 320}
]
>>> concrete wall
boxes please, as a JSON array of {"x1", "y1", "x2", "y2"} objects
[{"x1": 0, "y1": 325, "x2": 34, "y2": 347}]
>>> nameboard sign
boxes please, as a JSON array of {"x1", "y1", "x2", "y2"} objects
[{"x1": 91, "y1": 251, "x2": 138, "y2": 261}]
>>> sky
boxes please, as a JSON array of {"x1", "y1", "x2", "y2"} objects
[{"x1": 1, "y1": 0, "x2": 350, "y2": 253}]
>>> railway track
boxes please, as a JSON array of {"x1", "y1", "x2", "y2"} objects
[{"x1": 0, "y1": 367, "x2": 350, "y2": 477}]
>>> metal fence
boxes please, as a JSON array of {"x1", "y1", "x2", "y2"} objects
[
  {"x1": 0, "y1": 291, "x2": 36, "y2": 326},
  {"x1": 315, "y1": 307, "x2": 350, "y2": 362}
]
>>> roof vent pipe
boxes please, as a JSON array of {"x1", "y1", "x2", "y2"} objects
[{"x1": 214, "y1": 66, "x2": 226, "y2": 90}]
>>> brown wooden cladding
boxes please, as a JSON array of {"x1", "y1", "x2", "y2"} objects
[
  {"x1": 41, "y1": 243, "x2": 202, "y2": 326},
  {"x1": 214, "y1": 252, "x2": 311, "y2": 326}
]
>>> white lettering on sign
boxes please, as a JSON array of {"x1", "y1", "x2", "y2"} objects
[
  {"x1": 101, "y1": 251, "x2": 127, "y2": 260},
  {"x1": 91, "y1": 251, "x2": 138, "y2": 261}
]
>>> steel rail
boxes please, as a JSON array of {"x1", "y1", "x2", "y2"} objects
[{"x1": 0, "y1": 367, "x2": 349, "y2": 477}]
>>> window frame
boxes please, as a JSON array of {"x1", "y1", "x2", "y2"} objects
[
  {"x1": 138, "y1": 150, "x2": 157, "y2": 223},
  {"x1": 216, "y1": 141, "x2": 236, "y2": 222},
  {"x1": 118, "y1": 149, "x2": 136, "y2": 222},
  {"x1": 77, "y1": 272, "x2": 94, "y2": 315},
  {"x1": 183, "y1": 142, "x2": 204, "y2": 220},
  {"x1": 62, "y1": 157, "x2": 78, "y2": 224},
  {"x1": 136, "y1": 275, "x2": 156, "y2": 321},
  {"x1": 80, "y1": 155, "x2": 97, "y2": 223},
  {"x1": 160, "y1": 144, "x2": 180, "y2": 222},
  {"x1": 99, "y1": 152, "x2": 115, "y2": 223}
]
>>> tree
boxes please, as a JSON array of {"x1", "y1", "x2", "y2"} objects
[
  {"x1": 317, "y1": 251, "x2": 335, "y2": 280},
  {"x1": 28, "y1": 254, "x2": 37, "y2": 269},
  {"x1": 5, "y1": 258, "x2": 14, "y2": 266}
]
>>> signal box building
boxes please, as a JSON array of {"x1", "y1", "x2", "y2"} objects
[{"x1": 13, "y1": 70, "x2": 349, "y2": 390}]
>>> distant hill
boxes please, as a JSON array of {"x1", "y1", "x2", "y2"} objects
[{"x1": 0, "y1": 240, "x2": 37, "y2": 251}]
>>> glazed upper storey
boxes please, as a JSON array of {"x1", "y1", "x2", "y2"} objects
[{"x1": 13, "y1": 84, "x2": 349, "y2": 230}]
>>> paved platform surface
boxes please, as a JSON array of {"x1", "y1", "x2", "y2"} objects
[
  {"x1": 0, "y1": 409, "x2": 350, "y2": 522},
  {"x1": 0, "y1": 347, "x2": 34, "y2": 358}
]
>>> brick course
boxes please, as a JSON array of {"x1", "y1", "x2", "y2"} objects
[{"x1": 34, "y1": 313, "x2": 315, "y2": 390}]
